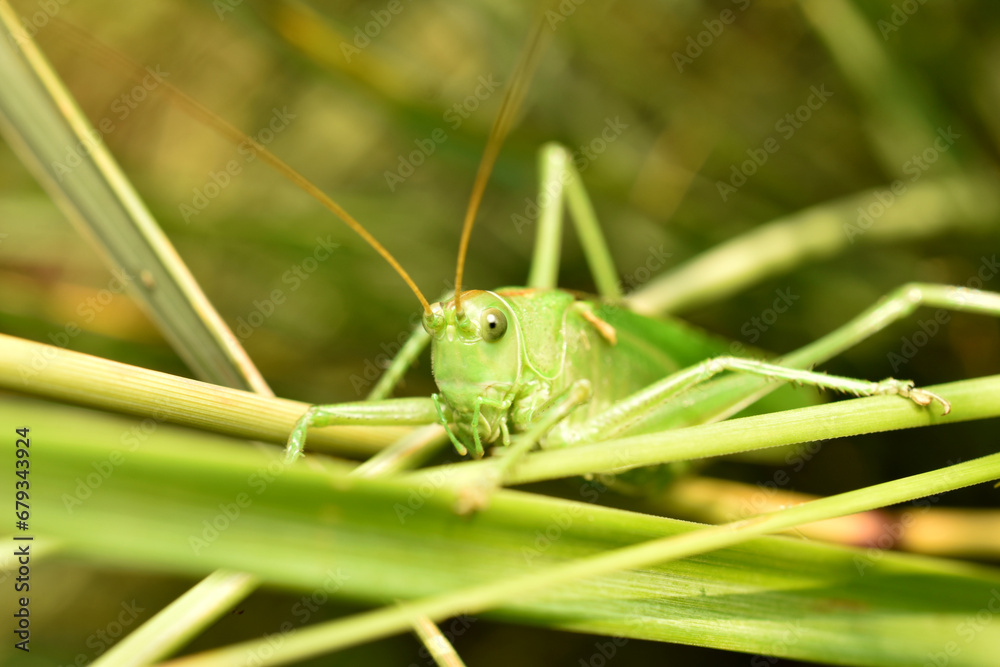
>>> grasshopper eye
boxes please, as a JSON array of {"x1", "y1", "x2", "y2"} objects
[{"x1": 481, "y1": 308, "x2": 507, "y2": 342}]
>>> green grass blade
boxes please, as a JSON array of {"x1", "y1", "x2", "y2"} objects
[
  {"x1": 18, "y1": 395, "x2": 1000, "y2": 667},
  {"x1": 0, "y1": 332, "x2": 408, "y2": 457},
  {"x1": 163, "y1": 452, "x2": 1000, "y2": 667},
  {"x1": 0, "y1": 10, "x2": 282, "y2": 657},
  {"x1": 98, "y1": 571, "x2": 260, "y2": 667},
  {"x1": 0, "y1": 1, "x2": 266, "y2": 393},
  {"x1": 629, "y1": 172, "x2": 999, "y2": 315},
  {"x1": 5, "y1": 329, "x2": 997, "y2": 486},
  {"x1": 419, "y1": 374, "x2": 1000, "y2": 486},
  {"x1": 4, "y1": 327, "x2": 998, "y2": 486}
]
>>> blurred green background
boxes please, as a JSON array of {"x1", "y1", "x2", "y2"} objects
[{"x1": 1, "y1": 0, "x2": 1000, "y2": 664}]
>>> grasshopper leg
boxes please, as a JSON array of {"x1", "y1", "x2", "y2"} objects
[
  {"x1": 456, "y1": 380, "x2": 592, "y2": 513},
  {"x1": 284, "y1": 397, "x2": 439, "y2": 462},
  {"x1": 557, "y1": 357, "x2": 949, "y2": 446},
  {"x1": 557, "y1": 284, "x2": 1000, "y2": 445},
  {"x1": 526, "y1": 143, "x2": 623, "y2": 300},
  {"x1": 780, "y1": 283, "x2": 1000, "y2": 372}
]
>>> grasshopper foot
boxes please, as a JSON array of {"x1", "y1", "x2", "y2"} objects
[{"x1": 875, "y1": 379, "x2": 951, "y2": 415}]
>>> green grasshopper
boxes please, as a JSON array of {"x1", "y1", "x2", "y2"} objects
[
  {"x1": 285, "y1": 133, "x2": 990, "y2": 467},
  {"x1": 277, "y1": 16, "x2": 1000, "y2": 495}
]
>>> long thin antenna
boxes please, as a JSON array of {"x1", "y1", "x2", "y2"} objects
[
  {"x1": 452, "y1": 12, "x2": 550, "y2": 316},
  {"x1": 53, "y1": 19, "x2": 432, "y2": 314}
]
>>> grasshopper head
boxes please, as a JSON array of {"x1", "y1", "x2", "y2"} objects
[{"x1": 423, "y1": 290, "x2": 522, "y2": 456}]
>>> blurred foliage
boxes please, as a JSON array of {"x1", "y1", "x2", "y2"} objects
[{"x1": 1, "y1": 0, "x2": 1000, "y2": 665}]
